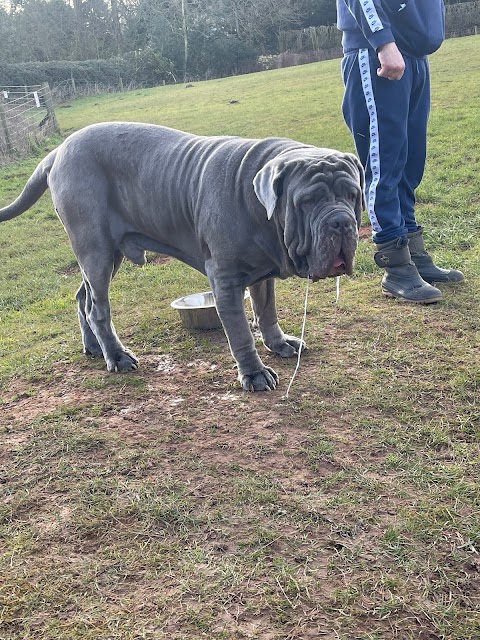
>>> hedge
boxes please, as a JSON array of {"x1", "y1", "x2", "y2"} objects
[{"x1": 0, "y1": 51, "x2": 174, "y2": 88}]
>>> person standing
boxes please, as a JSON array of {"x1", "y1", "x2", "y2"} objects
[{"x1": 336, "y1": 0, "x2": 464, "y2": 303}]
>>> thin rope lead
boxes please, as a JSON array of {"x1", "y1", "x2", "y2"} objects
[
  {"x1": 283, "y1": 276, "x2": 310, "y2": 399},
  {"x1": 283, "y1": 275, "x2": 342, "y2": 399}
]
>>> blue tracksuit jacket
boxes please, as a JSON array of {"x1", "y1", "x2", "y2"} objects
[
  {"x1": 337, "y1": 0, "x2": 445, "y2": 58},
  {"x1": 337, "y1": 1, "x2": 446, "y2": 242}
]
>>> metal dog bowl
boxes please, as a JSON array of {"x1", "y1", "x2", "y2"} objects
[{"x1": 171, "y1": 289, "x2": 250, "y2": 330}]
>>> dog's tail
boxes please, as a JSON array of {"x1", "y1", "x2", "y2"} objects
[{"x1": 0, "y1": 150, "x2": 56, "y2": 222}]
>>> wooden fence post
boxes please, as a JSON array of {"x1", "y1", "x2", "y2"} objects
[
  {"x1": 0, "y1": 101, "x2": 14, "y2": 155},
  {"x1": 41, "y1": 83, "x2": 60, "y2": 134}
]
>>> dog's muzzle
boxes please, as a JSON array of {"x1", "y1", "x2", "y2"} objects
[{"x1": 308, "y1": 208, "x2": 358, "y2": 281}]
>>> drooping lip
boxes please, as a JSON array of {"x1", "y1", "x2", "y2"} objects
[
  {"x1": 309, "y1": 252, "x2": 352, "y2": 282},
  {"x1": 332, "y1": 254, "x2": 346, "y2": 271}
]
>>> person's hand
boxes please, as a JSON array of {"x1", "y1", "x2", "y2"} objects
[{"x1": 377, "y1": 42, "x2": 405, "y2": 80}]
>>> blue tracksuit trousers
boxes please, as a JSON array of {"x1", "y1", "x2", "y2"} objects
[{"x1": 341, "y1": 48, "x2": 431, "y2": 244}]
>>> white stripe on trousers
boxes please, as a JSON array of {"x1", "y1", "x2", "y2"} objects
[{"x1": 358, "y1": 48, "x2": 382, "y2": 233}]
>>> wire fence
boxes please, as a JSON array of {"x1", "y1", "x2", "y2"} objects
[
  {"x1": 51, "y1": 77, "x2": 148, "y2": 104},
  {"x1": 0, "y1": 84, "x2": 60, "y2": 165}
]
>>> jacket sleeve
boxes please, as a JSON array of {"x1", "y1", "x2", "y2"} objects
[{"x1": 343, "y1": 0, "x2": 395, "y2": 50}]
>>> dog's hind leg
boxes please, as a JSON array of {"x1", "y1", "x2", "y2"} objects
[
  {"x1": 76, "y1": 250, "x2": 124, "y2": 358},
  {"x1": 77, "y1": 249, "x2": 137, "y2": 372},
  {"x1": 76, "y1": 282, "x2": 102, "y2": 357}
]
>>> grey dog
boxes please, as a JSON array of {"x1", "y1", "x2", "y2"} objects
[{"x1": 0, "y1": 123, "x2": 364, "y2": 391}]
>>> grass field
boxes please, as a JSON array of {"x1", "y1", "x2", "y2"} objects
[{"x1": 0, "y1": 35, "x2": 479, "y2": 640}]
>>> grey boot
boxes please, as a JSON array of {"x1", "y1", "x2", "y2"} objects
[
  {"x1": 408, "y1": 228, "x2": 465, "y2": 284},
  {"x1": 374, "y1": 237, "x2": 443, "y2": 303}
]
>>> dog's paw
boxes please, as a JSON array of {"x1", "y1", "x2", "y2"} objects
[
  {"x1": 266, "y1": 334, "x2": 307, "y2": 358},
  {"x1": 240, "y1": 366, "x2": 279, "y2": 392},
  {"x1": 107, "y1": 349, "x2": 139, "y2": 372}
]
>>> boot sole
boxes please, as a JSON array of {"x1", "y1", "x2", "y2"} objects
[{"x1": 383, "y1": 290, "x2": 442, "y2": 304}]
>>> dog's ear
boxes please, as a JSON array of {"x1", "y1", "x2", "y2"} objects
[{"x1": 253, "y1": 159, "x2": 287, "y2": 220}]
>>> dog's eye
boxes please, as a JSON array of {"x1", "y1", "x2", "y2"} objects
[{"x1": 346, "y1": 192, "x2": 356, "y2": 204}]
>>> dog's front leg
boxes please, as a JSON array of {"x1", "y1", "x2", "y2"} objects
[
  {"x1": 249, "y1": 279, "x2": 306, "y2": 358},
  {"x1": 209, "y1": 275, "x2": 278, "y2": 391}
]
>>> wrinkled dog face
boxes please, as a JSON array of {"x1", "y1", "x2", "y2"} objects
[{"x1": 254, "y1": 150, "x2": 365, "y2": 281}]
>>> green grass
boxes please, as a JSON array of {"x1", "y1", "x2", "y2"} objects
[
  {"x1": 56, "y1": 62, "x2": 350, "y2": 148},
  {"x1": 1, "y1": 35, "x2": 479, "y2": 639}
]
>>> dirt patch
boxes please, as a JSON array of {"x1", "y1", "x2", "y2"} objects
[
  {"x1": 2, "y1": 354, "x2": 306, "y2": 468},
  {"x1": 1, "y1": 339, "x2": 476, "y2": 639},
  {"x1": 0, "y1": 349, "x2": 397, "y2": 480},
  {"x1": 358, "y1": 225, "x2": 372, "y2": 240}
]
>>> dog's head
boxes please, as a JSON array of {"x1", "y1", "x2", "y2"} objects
[{"x1": 253, "y1": 148, "x2": 365, "y2": 280}]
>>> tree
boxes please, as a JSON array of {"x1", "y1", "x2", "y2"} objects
[
  {"x1": 219, "y1": 0, "x2": 302, "y2": 51},
  {"x1": 0, "y1": 6, "x2": 18, "y2": 63},
  {"x1": 110, "y1": 0, "x2": 123, "y2": 55},
  {"x1": 2, "y1": 0, "x2": 77, "y2": 62},
  {"x1": 7, "y1": 0, "x2": 476, "y2": 84},
  {"x1": 297, "y1": 0, "x2": 337, "y2": 27}
]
